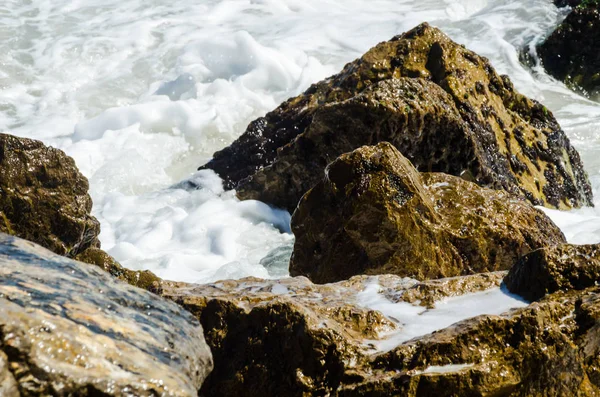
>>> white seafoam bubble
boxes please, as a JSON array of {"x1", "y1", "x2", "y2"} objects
[{"x1": 0, "y1": 0, "x2": 600, "y2": 284}]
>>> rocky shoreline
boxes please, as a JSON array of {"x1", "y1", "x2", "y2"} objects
[{"x1": 2, "y1": 7, "x2": 600, "y2": 396}]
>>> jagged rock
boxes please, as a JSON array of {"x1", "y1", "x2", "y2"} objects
[
  {"x1": 162, "y1": 272, "x2": 600, "y2": 396},
  {"x1": 161, "y1": 272, "x2": 510, "y2": 397},
  {"x1": 290, "y1": 143, "x2": 565, "y2": 284},
  {"x1": 539, "y1": 5, "x2": 600, "y2": 96},
  {"x1": 200, "y1": 22, "x2": 592, "y2": 212},
  {"x1": 505, "y1": 243, "x2": 600, "y2": 301},
  {"x1": 0, "y1": 133, "x2": 100, "y2": 257},
  {"x1": 0, "y1": 133, "x2": 160, "y2": 290},
  {"x1": 0, "y1": 233, "x2": 213, "y2": 396}
]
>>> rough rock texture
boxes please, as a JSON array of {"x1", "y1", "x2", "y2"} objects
[
  {"x1": 163, "y1": 273, "x2": 600, "y2": 396},
  {"x1": 200, "y1": 22, "x2": 592, "y2": 212},
  {"x1": 0, "y1": 233, "x2": 213, "y2": 396},
  {"x1": 505, "y1": 243, "x2": 600, "y2": 301},
  {"x1": 161, "y1": 272, "x2": 506, "y2": 397},
  {"x1": 0, "y1": 133, "x2": 160, "y2": 290},
  {"x1": 0, "y1": 133, "x2": 100, "y2": 257},
  {"x1": 290, "y1": 143, "x2": 566, "y2": 284},
  {"x1": 539, "y1": 5, "x2": 600, "y2": 96}
]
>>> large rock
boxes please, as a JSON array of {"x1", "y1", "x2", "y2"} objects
[
  {"x1": 505, "y1": 243, "x2": 600, "y2": 301},
  {"x1": 0, "y1": 233, "x2": 213, "y2": 396},
  {"x1": 200, "y1": 23, "x2": 592, "y2": 212},
  {"x1": 290, "y1": 143, "x2": 565, "y2": 284},
  {"x1": 539, "y1": 5, "x2": 600, "y2": 96},
  {"x1": 0, "y1": 133, "x2": 160, "y2": 290},
  {"x1": 162, "y1": 272, "x2": 510, "y2": 397},
  {"x1": 163, "y1": 272, "x2": 600, "y2": 396}
]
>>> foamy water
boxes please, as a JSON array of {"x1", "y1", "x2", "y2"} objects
[{"x1": 1, "y1": 0, "x2": 599, "y2": 283}]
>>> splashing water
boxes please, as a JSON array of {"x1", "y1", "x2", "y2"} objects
[{"x1": 1, "y1": 0, "x2": 599, "y2": 283}]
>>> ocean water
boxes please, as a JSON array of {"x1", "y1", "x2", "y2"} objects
[{"x1": 1, "y1": 0, "x2": 599, "y2": 284}]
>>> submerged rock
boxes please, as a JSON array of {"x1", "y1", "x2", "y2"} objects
[
  {"x1": 163, "y1": 272, "x2": 600, "y2": 396},
  {"x1": 200, "y1": 22, "x2": 592, "y2": 212},
  {"x1": 505, "y1": 243, "x2": 600, "y2": 301},
  {"x1": 0, "y1": 233, "x2": 213, "y2": 396},
  {"x1": 539, "y1": 5, "x2": 600, "y2": 96},
  {"x1": 290, "y1": 143, "x2": 565, "y2": 284}
]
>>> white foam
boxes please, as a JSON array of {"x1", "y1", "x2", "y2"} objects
[
  {"x1": 357, "y1": 281, "x2": 529, "y2": 352},
  {"x1": 1, "y1": 0, "x2": 599, "y2": 283}
]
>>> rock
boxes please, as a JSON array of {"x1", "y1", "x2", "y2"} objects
[
  {"x1": 0, "y1": 133, "x2": 100, "y2": 257},
  {"x1": 161, "y1": 272, "x2": 508, "y2": 397},
  {"x1": 289, "y1": 143, "x2": 566, "y2": 284},
  {"x1": 200, "y1": 22, "x2": 592, "y2": 212},
  {"x1": 554, "y1": 0, "x2": 582, "y2": 7},
  {"x1": 163, "y1": 272, "x2": 600, "y2": 396},
  {"x1": 0, "y1": 233, "x2": 213, "y2": 396},
  {"x1": 505, "y1": 243, "x2": 600, "y2": 301},
  {"x1": 538, "y1": 5, "x2": 600, "y2": 96}
]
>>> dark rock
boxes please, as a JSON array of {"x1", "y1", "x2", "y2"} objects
[
  {"x1": 0, "y1": 133, "x2": 100, "y2": 257},
  {"x1": 200, "y1": 23, "x2": 592, "y2": 212},
  {"x1": 505, "y1": 243, "x2": 600, "y2": 301},
  {"x1": 554, "y1": 0, "x2": 582, "y2": 7},
  {"x1": 539, "y1": 5, "x2": 600, "y2": 96},
  {"x1": 290, "y1": 143, "x2": 566, "y2": 284},
  {"x1": 0, "y1": 233, "x2": 213, "y2": 396}
]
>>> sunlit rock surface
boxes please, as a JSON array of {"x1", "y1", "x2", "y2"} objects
[
  {"x1": 539, "y1": 4, "x2": 600, "y2": 96},
  {"x1": 162, "y1": 272, "x2": 519, "y2": 397},
  {"x1": 0, "y1": 233, "x2": 213, "y2": 396},
  {"x1": 505, "y1": 243, "x2": 600, "y2": 301},
  {"x1": 200, "y1": 22, "x2": 592, "y2": 212},
  {"x1": 290, "y1": 143, "x2": 565, "y2": 284}
]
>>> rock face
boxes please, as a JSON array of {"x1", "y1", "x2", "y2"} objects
[
  {"x1": 0, "y1": 233, "x2": 213, "y2": 396},
  {"x1": 505, "y1": 243, "x2": 600, "y2": 301},
  {"x1": 289, "y1": 143, "x2": 565, "y2": 284},
  {"x1": 163, "y1": 272, "x2": 600, "y2": 397},
  {"x1": 200, "y1": 22, "x2": 592, "y2": 212},
  {"x1": 539, "y1": 5, "x2": 600, "y2": 96}
]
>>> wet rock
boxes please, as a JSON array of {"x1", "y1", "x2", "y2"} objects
[
  {"x1": 539, "y1": 5, "x2": 600, "y2": 96},
  {"x1": 290, "y1": 143, "x2": 565, "y2": 284},
  {"x1": 200, "y1": 23, "x2": 592, "y2": 212},
  {"x1": 0, "y1": 233, "x2": 213, "y2": 396},
  {"x1": 0, "y1": 133, "x2": 100, "y2": 257},
  {"x1": 554, "y1": 0, "x2": 582, "y2": 7},
  {"x1": 161, "y1": 272, "x2": 507, "y2": 397},
  {"x1": 505, "y1": 243, "x2": 600, "y2": 301}
]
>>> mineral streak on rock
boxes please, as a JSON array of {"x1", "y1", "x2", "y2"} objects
[
  {"x1": 290, "y1": 143, "x2": 566, "y2": 284},
  {"x1": 0, "y1": 233, "x2": 213, "y2": 396},
  {"x1": 200, "y1": 23, "x2": 592, "y2": 212}
]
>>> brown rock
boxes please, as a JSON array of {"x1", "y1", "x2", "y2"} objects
[
  {"x1": 200, "y1": 23, "x2": 592, "y2": 212},
  {"x1": 290, "y1": 143, "x2": 565, "y2": 284},
  {"x1": 0, "y1": 233, "x2": 213, "y2": 396},
  {"x1": 505, "y1": 243, "x2": 600, "y2": 301}
]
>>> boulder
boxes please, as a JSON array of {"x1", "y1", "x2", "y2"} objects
[
  {"x1": 554, "y1": 0, "x2": 582, "y2": 7},
  {"x1": 0, "y1": 233, "x2": 213, "y2": 396},
  {"x1": 505, "y1": 243, "x2": 600, "y2": 301},
  {"x1": 0, "y1": 133, "x2": 160, "y2": 290},
  {"x1": 290, "y1": 143, "x2": 565, "y2": 284},
  {"x1": 538, "y1": 5, "x2": 600, "y2": 96},
  {"x1": 163, "y1": 272, "x2": 600, "y2": 396},
  {"x1": 200, "y1": 23, "x2": 592, "y2": 212}
]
